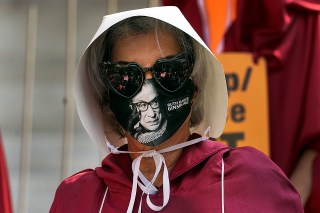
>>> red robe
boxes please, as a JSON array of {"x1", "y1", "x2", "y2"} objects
[
  {"x1": 50, "y1": 136, "x2": 303, "y2": 212},
  {"x1": 0, "y1": 132, "x2": 12, "y2": 213},
  {"x1": 223, "y1": 1, "x2": 320, "y2": 212}
]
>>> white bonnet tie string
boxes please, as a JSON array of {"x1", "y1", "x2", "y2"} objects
[
  {"x1": 105, "y1": 127, "x2": 210, "y2": 213},
  {"x1": 127, "y1": 150, "x2": 170, "y2": 213},
  {"x1": 221, "y1": 157, "x2": 225, "y2": 213}
]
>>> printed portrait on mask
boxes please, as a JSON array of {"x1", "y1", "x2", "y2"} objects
[{"x1": 129, "y1": 80, "x2": 168, "y2": 144}]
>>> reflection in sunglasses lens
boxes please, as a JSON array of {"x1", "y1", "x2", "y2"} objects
[{"x1": 102, "y1": 52, "x2": 192, "y2": 98}]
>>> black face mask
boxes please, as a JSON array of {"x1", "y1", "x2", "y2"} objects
[{"x1": 109, "y1": 78, "x2": 195, "y2": 146}]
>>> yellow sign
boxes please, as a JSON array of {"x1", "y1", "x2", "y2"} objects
[{"x1": 217, "y1": 53, "x2": 270, "y2": 156}]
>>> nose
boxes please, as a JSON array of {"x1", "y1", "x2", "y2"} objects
[{"x1": 145, "y1": 71, "x2": 153, "y2": 79}]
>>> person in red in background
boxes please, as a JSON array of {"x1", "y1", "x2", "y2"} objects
[
  {"x1": 223, "y1": 1, "x2": 320, "y2": 212},
  {"x1": 163, "y1": 1, "x2": 320, "y2": 212},
  {"x1": 0, "y1": 131, "x2": 13, "y2": 213}
]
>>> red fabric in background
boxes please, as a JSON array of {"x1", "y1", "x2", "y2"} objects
[
  {"x1": 162, "y1": 0, "x2": 204, "y2": 39},
  {"x1": 0, "y1": 132, "x2": 12, "y2": 213},
  {"x1": 223, "y1": 1, "x2": 320, "y2": 212}
]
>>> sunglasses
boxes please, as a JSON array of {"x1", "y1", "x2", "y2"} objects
[{"x1": 99, "y1": 52, "x2": 194, "y2": 98}]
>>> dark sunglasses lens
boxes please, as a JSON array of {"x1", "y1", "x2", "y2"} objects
[
  {"x1": 153, "y1": 58, "x2": 192, "y2": 91},
  {"x1": 106, "y1": 66, "x2": 142, "y2": 98}
]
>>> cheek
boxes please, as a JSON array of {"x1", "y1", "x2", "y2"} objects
[
  {"x1": 155, "y1": 109, "x2": 161, "y2": 115},
  {"x1": 140, "y1": 112, "x2": 147, "y2": 119}
]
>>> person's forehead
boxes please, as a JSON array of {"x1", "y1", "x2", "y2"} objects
[{"x1": 111, "y1": 31, "x2": 181, "y2": 65}]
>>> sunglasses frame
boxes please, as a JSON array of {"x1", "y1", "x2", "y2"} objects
[{"x1": 99, "y1": 52, "x2": 194, "y2": 98}]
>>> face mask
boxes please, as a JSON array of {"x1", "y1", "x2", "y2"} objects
[{"x1": 109, "y1": 78, "x2": 195, "y2": 146}]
